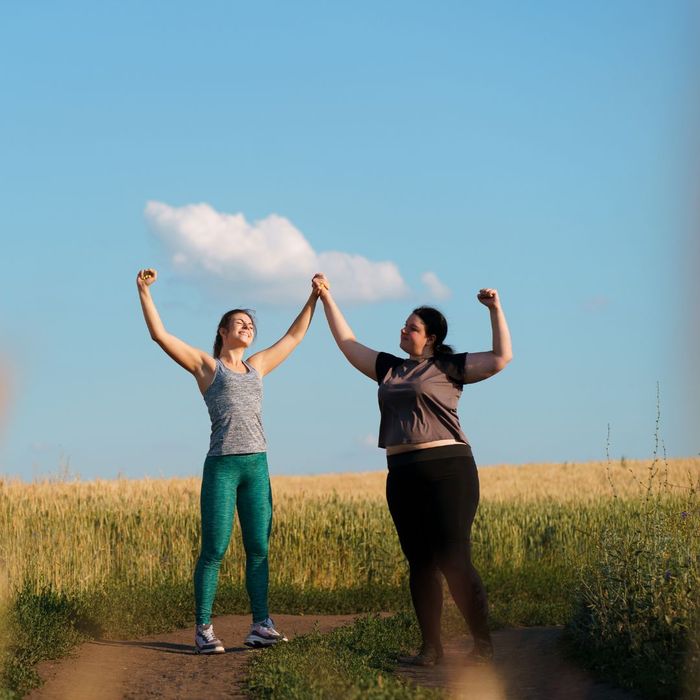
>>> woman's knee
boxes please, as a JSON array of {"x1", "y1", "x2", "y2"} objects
[
  {"x1": 243, "y1": 536, "x2": 269, "y2": 560},
  {"x1": 436, "y1": 543, "x2": 472, "y2": 577},
  {"x1": 198, "y1": 545, "x2": 227, "y2": 565},
  {"x1": 405, "y1": 548, "x2": 438, "y2": 575}
]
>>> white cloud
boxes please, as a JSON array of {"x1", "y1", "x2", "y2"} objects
[
  {"x1": 421, "y1": 271, "x2": 451, "y2": 300},
  {"x1": 144, "y1": 201, "x2": 410, "y2": 303}
]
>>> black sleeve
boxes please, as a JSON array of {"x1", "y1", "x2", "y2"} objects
[
  {"x1": 375, "y1": 352, "x2": 404, "y2": 385},
  {"x1": 435, "y1": 352, "x2": 468, "y2": 385}
]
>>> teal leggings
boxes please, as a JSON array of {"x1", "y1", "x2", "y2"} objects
[{"x1": 194, "y1": 452, "x2": 272, "y2": 624}]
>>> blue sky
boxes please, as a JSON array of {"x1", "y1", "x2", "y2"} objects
[{"x1": 1, "y1": 1, "x2": 697, "y2": 480}]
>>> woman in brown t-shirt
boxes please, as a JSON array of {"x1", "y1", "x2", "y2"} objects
[{"x1": 313, "y1": 273, "x2": 512, "y2": 666}]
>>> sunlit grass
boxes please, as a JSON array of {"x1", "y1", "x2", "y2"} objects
[{"x1": 1, "y1": 457, "x2": 696, "y2": 596}]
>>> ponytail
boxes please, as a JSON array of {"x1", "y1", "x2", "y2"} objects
[
  {"x1": 433, "y1": 341, "x2": 454, "y2": 356},
  {"x1": 213, "y1": 329, "x2": 225, "y2": 359}
]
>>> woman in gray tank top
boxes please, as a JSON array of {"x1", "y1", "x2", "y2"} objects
[
  {"x1": 312, "y1": 272, "x2": 512, "y2": 667},
  {"x1": 137, "y1": 268, "x2": 321, "y2": 654}
]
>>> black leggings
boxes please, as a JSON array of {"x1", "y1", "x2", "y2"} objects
[{"x1": 386, "y1": 444, "x2": 490, "y2": 651}]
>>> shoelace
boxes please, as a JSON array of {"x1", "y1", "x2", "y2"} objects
[
  {"x1": 253, "y1": 619, "x2": 277, "y2": 635},
  {"x1": 201, "y1": 626, "x2": 217, "y2": 642}
]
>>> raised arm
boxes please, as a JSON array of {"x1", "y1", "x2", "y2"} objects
[
  {"x1": 136, "y1": 269, "x2": 215, "y2": 392},
  {"x1": 464, "y1": 288, "x2": 513, "y2": 383},
  {"x1": 313, "y1": 274, "x2": 379, "y2": 381},
  {"x1": 246, "y1": 284, "x2": 319, "y2": 377}
]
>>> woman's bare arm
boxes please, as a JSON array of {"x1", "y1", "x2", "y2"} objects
[
  {"x1": 313, "y1": 274, "x2": 379, "y2": 380},
  {"x1": 465, "y1": 288, "x2": 513, "y2": 383},
  {"x1": 136, "y1": 269, "x2": 215, "y2": 392},
  {"x1": 247, "y1": 287, "x2": 319, "y2": 377}
]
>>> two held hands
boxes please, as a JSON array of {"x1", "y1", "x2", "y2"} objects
[{"x1": 312, "y1": 273, "x2": 330, "y2": 298}]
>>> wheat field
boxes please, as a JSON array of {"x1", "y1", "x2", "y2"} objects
[
  {"x1": 271, "y1": 456, "x2": 700, "y2": 502},
  {"x1": 0, "y1": 457, "x2": 697, "y2": 596}
]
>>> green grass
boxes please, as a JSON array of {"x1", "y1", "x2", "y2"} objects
[
  {"x1": 244, "y1": 613, "x2": 444, "y2": 699},
  {"x1": 1, "y1": 587, "x2": 91, "y2": 698},
  {"x1": 487, "y1": 562, "x2": 578, "y2": 626}
]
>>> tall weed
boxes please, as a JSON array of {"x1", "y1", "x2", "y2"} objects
[{"x1": 568, "y1": 410, "x2": 699, "y2": 698}]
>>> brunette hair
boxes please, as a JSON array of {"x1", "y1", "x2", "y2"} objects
[
  {"x1": 412, "y1": 306, "x2": 454, "y2": 356},
  {"x1": 213, "y1": 309, "x2": 256, "y2": 358}
]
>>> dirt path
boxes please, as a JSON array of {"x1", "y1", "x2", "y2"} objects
[
  {"x1": 27, "y1": 614, "x2": 358, "y2": 700},
  {"x1": 28, "y1": 618, "x2": 638, "y2": 699},
  {"x1": 396, "y1": 626, "x2": 638, "y2": 700}
]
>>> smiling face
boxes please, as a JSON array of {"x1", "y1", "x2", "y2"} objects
[
  {"x1": 399, "y1": 313, "x2": 436, "y2": 358},
  {"x1": 220, "y1": 312, "x2": 256, "y2": 348}
]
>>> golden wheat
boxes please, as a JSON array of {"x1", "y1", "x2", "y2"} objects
[
  {"x1": 0, "y1": 457, "x2": 697, "y2": 597},
  {"x1": 271, "y1": 457, "x2": 699, "y2": 502}
]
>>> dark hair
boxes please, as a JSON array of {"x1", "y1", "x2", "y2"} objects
[
  {"x1": 213, "y1": 309, "x2": 256, "y2": 358},
  {"x1": 412, "y1": 306, "x2": 454, "y2": 356}
]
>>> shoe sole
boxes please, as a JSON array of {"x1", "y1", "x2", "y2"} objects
[{"x1": 244, "y1": 637, "x2": 288, "y2": 648}]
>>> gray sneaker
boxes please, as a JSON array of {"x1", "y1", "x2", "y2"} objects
[
  {"x1": 244, "y1": 617, "x2": 288, "y2": 647},
  {"x1": 195, "y1": 623, "x2": 225, "y2": 654}
]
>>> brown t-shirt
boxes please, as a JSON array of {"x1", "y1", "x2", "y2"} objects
[{"x1": 375, "y1": 352, "x2": 470, "y2": 448}]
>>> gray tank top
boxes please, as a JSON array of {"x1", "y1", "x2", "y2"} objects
[{"x1": 203, "y1": 358, "x2": 266, "y2": 456}]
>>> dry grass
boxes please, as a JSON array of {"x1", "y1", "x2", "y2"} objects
[
  {"x1": 270, "y1": 457, "x2": 700, "y2": 502},
  {"x1": 3, "y1": 456, "x2": 696, "y2": 504},
  {"x1": 0, "y1": 457, "x2": 697, "y2": 597}
]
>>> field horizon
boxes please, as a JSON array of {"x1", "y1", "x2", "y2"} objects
[{"x1": 3, "y1": 455, "x2": 697, "y2": 502}]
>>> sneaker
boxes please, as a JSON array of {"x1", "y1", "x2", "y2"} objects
[
  {"x1": 194, "y1": 623, "x2": 225, "y2": 654},
  {"x1": 244, "y1": 617, "x2": 288, "y2": 647}
]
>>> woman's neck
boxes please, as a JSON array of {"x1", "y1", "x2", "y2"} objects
[
  {"x1": 409, "y1": 353, "x2": 433, "y2": 362},
  {"x1": 219, "y1": 347, "x2": 246, "y2": 369}
]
